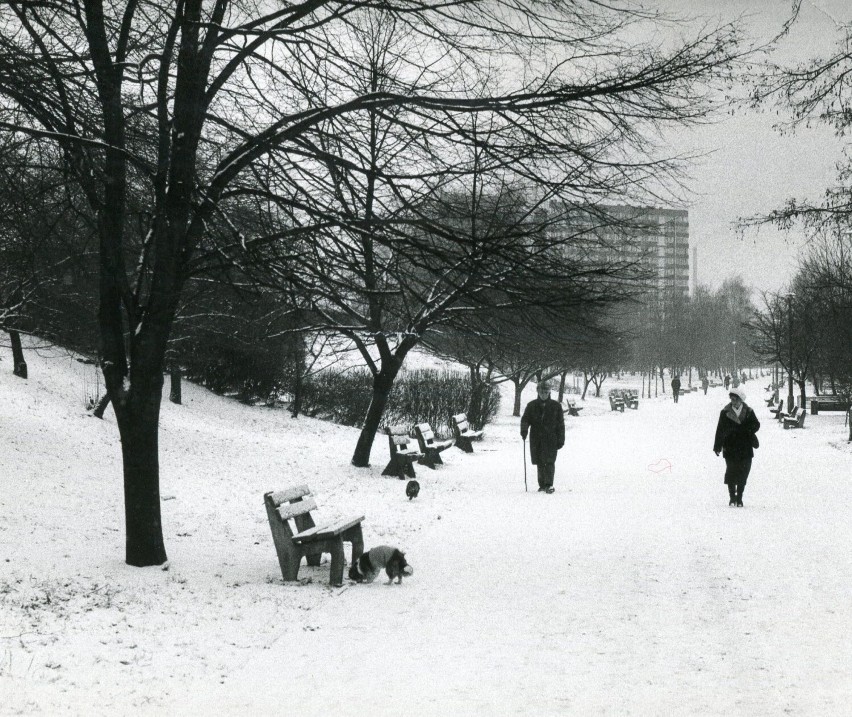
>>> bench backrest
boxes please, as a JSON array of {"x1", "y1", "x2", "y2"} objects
[
  {"x1": 415, "y1": 423, "x2": 437, "y2": 446},
  {"x1": 451, "y1": 413, "x2": 470, "y2": 433},
  {"x1": 264, "y1": 485, "x2": 318, "y2": 538},
  {"x1": 386, "y1": 425, "x2": 416, "y2": 454}
]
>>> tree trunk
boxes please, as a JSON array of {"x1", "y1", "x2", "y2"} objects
[
  {"x1": 92, "y1": 392, "x2": 112, "y2": 419},
  {"x1": 116, "y1": 381, "x2": 168, "y2": 567},
  {"x1": 512, "y1": 378, "x2": 523, "y2": 417},
  {"x1": 351, "y1": 368, "x2": 398, "y2": 467},
  {"x1": 9, "y1": 330, "x2": 27, "y2": 379},
  {"x1": 557, "y1": 370, "x2": 567, "y2": 403},
  {"x1": 169, "y1": 368, "x2": 182, "y2": 405}
]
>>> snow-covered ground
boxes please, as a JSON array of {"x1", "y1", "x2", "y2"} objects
[{"x1": 2, "y1": 347, "x2": 851, "y2": 716}]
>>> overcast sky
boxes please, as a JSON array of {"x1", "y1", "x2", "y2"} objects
[{"x1": 651, "y1": 0, "x2": 849, "y2": 297}]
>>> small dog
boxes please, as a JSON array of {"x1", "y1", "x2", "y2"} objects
[
  {"x1": 348, "y1": 545, "x2": 413, "y2": 584},
  {"x1": 406, "y1": 480, "x2": 420, "y2": 500}
]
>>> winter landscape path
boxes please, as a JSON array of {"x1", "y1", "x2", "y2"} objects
[
  {"x1": 3, "y1": 358, "x2": 852, "y2": 717},
  {"x1": 188, "y1": 384, "x2": 852, "y2": 717}
]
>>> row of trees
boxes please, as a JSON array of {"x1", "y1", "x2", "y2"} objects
[{"x1": 0, "y1": 0, "x2": 744, "y2": 567}]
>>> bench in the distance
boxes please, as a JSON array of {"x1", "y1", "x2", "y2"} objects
[
  {"x1": 382, "y1": 425, "x2": 424, "y2": 479},
  {"x1": 414, "y1": 423, "x2": 454, "y2": 468},
  {"x1": 450, "y1": 413, "x2": 484, "y2": 453}
]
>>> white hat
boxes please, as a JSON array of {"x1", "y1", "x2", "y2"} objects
[{"x1": 728, "y1": 386, "x2": 746, "y2": 402}]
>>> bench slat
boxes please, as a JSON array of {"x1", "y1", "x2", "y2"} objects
[
  {"x1": 267, "y1": 485, "x2": 311, "y2": 506},
  {"x1": 293, "y1": 514, "x2": 365, "y2": 543},
  {"x1": 276, "y1": 496, "x2": 318, "y2": 520}
]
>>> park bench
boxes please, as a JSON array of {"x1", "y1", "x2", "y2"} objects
[
  {"x1": 810, "y1": 397, "x2": 849, "y2": 415},
  {"x1": 769, "y1": 399, "x2": 786, "y2": 420},
  {"x1": 264, "y1": 485, "x2": 364, "y2": 587},
  {"x1": 623, "y1": 391, "x2": 639, "y2": 409},
  {"x1": 563, "y1": 399, "x2": 584, "y2": 417},
  {"x1": 414, "y1": 422, "x2": 454, "y2": 468},
  {"x1": 783, "y1": 407, "x2": 806, "y2": 430},
  {"x1": 450, "y1": 413, "x2": 484, "y2": 453},
  {"x1": 382, "y1": 425, "x2": 424, "y2": 479},
  {"x1": 608, "y1": 394, "x2": 625, "y2": 412}
]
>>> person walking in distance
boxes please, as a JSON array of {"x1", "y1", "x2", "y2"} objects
[
  {"x1": 701, "y1": 375, "x2": 709, "y2": 395},
  {"x1": 520, "y1": 382, "x2": 565, "y2": 494},
  {"x1": 713, "y1": 385, "x2": 760, "y2": 507},
  {"x1": 671, "y1": 374, "x2": 681, "y2": 403}
]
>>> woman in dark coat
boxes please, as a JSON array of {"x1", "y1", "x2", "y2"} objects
[
  {"x1": 713, "y1": 385, "x2": 760, "y2": 507},
  {"x1": 520, "y1": 382, "x2": 565, "y2": 493}
]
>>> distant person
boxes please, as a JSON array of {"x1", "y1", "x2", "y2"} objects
[
  {"x1": 741, "y1": 372, "x2": 747, "y2": 384},
  {"x1": 671, "y1": 374, "x2": 681, "y2": 403},
  {"x1": 520, "y1": 382, "x2": 565, "y2": 494},
  {"x1": 724, "y1": 375, "x2": 731, "y2": 391},
  {"x1": 701, "y1": 376, "x2": 709, "y2": 395},
  {"x1": 713, "y1": 385, "x2": 760, "y2": 507}
]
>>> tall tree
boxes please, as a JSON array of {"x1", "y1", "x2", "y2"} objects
[{"x1": 0, "y1": 0, "x2": 741, "y2": 565}]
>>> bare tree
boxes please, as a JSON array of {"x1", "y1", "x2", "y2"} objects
[{"x1": 0, "y1": 0, "x2": 742, "y2": 566}]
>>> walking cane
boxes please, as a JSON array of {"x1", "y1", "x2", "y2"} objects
[{"x1": 522, "y1": 437, "x2": 528, "y2": 492}]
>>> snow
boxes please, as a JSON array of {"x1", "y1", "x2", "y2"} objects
[{"x1": 2, "y1": 346, "x2": 852, "y2": 716}]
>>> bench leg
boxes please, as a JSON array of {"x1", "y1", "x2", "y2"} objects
[
  {"x1": 418, "y1": 448, "x2": 442, "y2": 469},
  {"x1": 456, "y1": 436, "x2": 474, "y2": 453},
  {"x1": 345, "y1": 524, "x2": 364, "y2": 566},
  {"x1": 404, "y1": 459, "x2": 417, "y2": 478},
  {"x1": 382, "y1": 457, "x2": 399, "y2": 477},
  {"x1": 329, "y1": 540, "x2": 345, "y2": 587}
]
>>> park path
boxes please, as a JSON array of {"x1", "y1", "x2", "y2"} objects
[{"x1": 185, "y1": 384, "x2": 852, "y2": 717}]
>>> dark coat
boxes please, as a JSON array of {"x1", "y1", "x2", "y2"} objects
[
  {"x1": 520, "y1": 398, "x2": 565, "y2": 465},
  {"x1": 713, "y1": 403, "x2": 760, "y2": 461}
]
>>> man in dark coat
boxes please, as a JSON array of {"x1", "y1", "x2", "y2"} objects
[
  {"x1": 671, "y1": 375, "x2": 681, "y2": 403},
  {"x1": 713, "y1": 385, "x2": 760, "y2": 507},
  {"x1": 520, "y1": 382, "x2": 565, "y2": 494}
]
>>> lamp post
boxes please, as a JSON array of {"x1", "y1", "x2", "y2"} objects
[{"x1": 786, "y1": 292, "x2": 795, "y2": 411}]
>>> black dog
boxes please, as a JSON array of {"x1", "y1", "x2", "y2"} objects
[{"x1": 348, "y1": 545, "x2": 413, "y2": 584}]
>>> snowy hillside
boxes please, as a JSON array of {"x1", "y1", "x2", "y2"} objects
[{"x1": 2, "y1": 345, "x2": 851, "y2": 716}]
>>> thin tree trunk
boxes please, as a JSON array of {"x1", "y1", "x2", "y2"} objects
[
  {"x1": 557, "y1": 370, "x2": 567, "y2": 403},
  {"x1": 9, "y1": 330, "x2": 27, "y2": 379},
  {"x1": 512, "y1": 378, "x2": 523, "y2": 416},
  {"x1": 169, "y1": 368, "x2": 182, "y2": 405}
]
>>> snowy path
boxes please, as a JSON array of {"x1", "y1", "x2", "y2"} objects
[{"x1": 186, "y1": 386, "x2": 852, "y2": 716}]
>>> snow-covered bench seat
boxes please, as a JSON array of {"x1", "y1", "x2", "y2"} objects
[{"x1": 264, "y1": 485, "x2": 364, "y2": 587}]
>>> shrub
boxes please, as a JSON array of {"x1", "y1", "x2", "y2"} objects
[{"x1": 300, "y1": 368, "x2": 500, "y2": 437}]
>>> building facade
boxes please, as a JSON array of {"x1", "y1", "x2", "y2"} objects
[{"x1": 550, "y1": 203, "x2": 690, "y2": 299}]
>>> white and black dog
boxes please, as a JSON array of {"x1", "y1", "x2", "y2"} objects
[{"x1": 349, "y1": 545, "x2": 413, "y2": 584}]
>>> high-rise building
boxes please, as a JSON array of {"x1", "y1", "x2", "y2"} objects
[{"x1": 548, "y1": 203, "x2": 690, "y2": 299}]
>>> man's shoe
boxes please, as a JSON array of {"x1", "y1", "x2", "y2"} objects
[
  {"x1": 736, "y1": 500, "x2": 743, "y2": 507},
  {"x1": 545, "y1": 487, "x2": 555, "y2": 494},
  {"x1": 729, "y1": 499, "x2": 736, "y2": 506},
  {"x1": 537, "y1": 487, "x2": 545, "y2": 492}
]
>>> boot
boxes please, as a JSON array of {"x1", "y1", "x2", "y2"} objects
[{"x1": 728, "y1": 485, "x2": 736, "y2": 506}]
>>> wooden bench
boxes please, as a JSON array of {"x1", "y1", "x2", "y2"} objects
[
  {"x1": 264, "y1": 485, "x2": 364, "y2": 587},
  {"x1": 783, "y1": 408, "x2": 806, "y2": 430},
  {"x1": 769, "y1": 399, "x2": 786, "y2": 420},
  {"x1": 623, "y1": 391, "x2": 639, "y2": 409},
  {"x1": 608, "y1": 394, "x2": 624, "y2": 412},
  {"x1": 382, "y1": 425, "x2": 424, "y2": 479},
  {"x1": 450, "y1": 413, "x2": 483, "y2": 453},
  {"x1": 563, "y1": 399, "x2": 584, "y2": 417},
  {"x1": 810, "y1": 397, "x2": 849, "y2": 415},
  {"x1": 414, "y1": 422, "x2": 454, "y2": 468}
]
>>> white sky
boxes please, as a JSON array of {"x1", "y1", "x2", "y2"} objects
[{"x1": 653, "y1": 0, "x2": 849, "y2": 296}]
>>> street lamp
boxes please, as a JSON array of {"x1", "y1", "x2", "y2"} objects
[{"x1": 786, "y1": 292, "x2": 795, "y2": 411}]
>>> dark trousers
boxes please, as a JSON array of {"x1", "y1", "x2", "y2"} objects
[
  {"x1": 673, "y1": 391, "x2": 679, "y2": 403},
  {"x1": 724, "y1": 457, "x2": 752, "y2": 501},
  {"x1": 536, "y1": 463, "x2": 555, "y2": 489}
]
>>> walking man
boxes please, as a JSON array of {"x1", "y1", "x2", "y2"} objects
[
  {"x1": 520, "y1": 382, "x2": 565, "y2": 494},
  {"x1": 671, "y1": 374, "x2": 681, "y2": 403}
]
